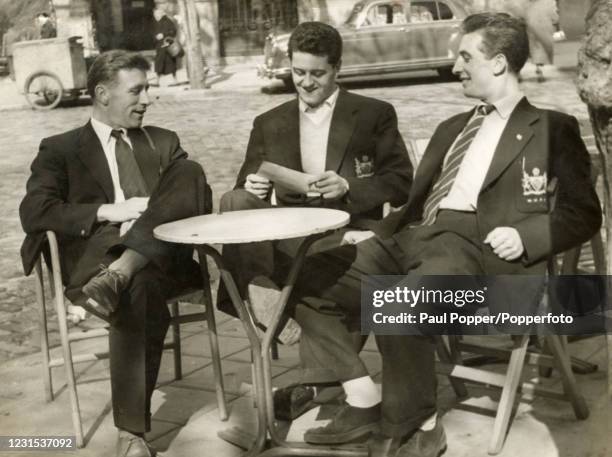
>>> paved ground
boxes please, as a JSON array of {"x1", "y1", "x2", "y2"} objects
[{"x1": 0, "y1": 40, "x2": 609, "y2": 457}]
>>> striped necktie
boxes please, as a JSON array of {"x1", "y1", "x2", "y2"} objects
[
  {"x1": 420, "y1": 104, "x2": 495, "y2": 226},
  {"x1": 111, "y1": 129, "x2": 148, "y2": 199}
]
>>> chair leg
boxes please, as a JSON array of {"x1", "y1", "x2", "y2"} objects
[
  {"x1": 205, "y1": 297, "x2": 228, "y2": 421},
  {"x1": 546, "y1": 335, "x2": 589, "y2": 420},
  {"x1": 50, "y1": 272, "x2": 84, "y2": 447},
  {"x1": 589, "y1": 232, "x2": 606, "y2": 275},
  {"x1": 271, "y1": 341, "x2": 279, "y2": 361},
  {"x1": 35, "y1": 260, "x2": 53, "y2": 402},
  {"x1": 46, "y1": 232, "x2": 84, "y2": 448},
  {"x1": 435, "y1": 336, "x2": 468, "y2": 399},
  {"x1": 198, "y1": 254, "x2": 228, "y2": 421},
  {"x1": 607, "y1": 334, "x2": 612, "y2": 399},
  {"x1": 488, "y1": 334, "x2": 529, "y2": 455},
  {"x1": 170, "y1": 301, "x2": 183, "y2": 380}
]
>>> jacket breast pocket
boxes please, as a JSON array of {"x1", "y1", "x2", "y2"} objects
[
  {"x1": 515, "y1": 156, "x2": 550, "y2": 213},
  {"x1": 351, "y1": 149, "x2": 376, "y2": 178}
]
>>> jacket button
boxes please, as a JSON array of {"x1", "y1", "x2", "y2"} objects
[{"x1": 80, "y1": 229, "x2": 86, "y2": 236}]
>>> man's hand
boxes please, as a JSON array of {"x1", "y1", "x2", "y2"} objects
[
  {"x1": 97, "y1": 197, "x2": 149, "y2": 223},
  {"x1": 484, "y1": 227, "x2": 525, "y2": 261},
  {"x1": 341, "y1": 230, "x2": 375, "y2": 245},
  {"x1": 245, "y1": 173, "x2": 271, "y2": 199},
  {"x1": 311, "y1": 171, "x2": 349, "y2": 200}
]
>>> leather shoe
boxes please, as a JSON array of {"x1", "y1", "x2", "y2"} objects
[
  {"x1": 368, "y1": 433, "x2": 403, "y2": 457},
  {"x1": 304, "y1": 402, "x2": 380, "y2": 444},
  {"x1": 82, "y1": 265, "x2": 129, "y2": 321},
  {"x1": 395, "y1": 420, "x2": 447, "y2": 457},
  {"x1": 274, "y1": 384, "x2": 316, "y2": 420},
  {"x1": 116, "y1": 430, "x2": 154, "y2": 457}
]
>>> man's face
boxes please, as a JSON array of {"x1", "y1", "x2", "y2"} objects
[
  {"x1": 452, "y1": 32, "x2": 498, "y2": 101},
  {"x1": 103, "y1": 68, "x2": 150, "y2": 129},
  {"x1": 291, "y1": 51, "x2": 340, "y2": 108}
]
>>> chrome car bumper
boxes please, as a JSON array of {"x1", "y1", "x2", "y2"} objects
[{"x1": 257, "y1": 64, "x2": 291, "y2": 80}]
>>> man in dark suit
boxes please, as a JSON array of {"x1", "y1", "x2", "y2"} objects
[
  {"x1": 281, "y1": 13, "x2": 601, "y2": 456},
  {"x1": 218, "y1": 22, "x2": 412, "y2": 346},
  {"x1": 20, "y1": 50, "x2": 211, "y2": 457}
]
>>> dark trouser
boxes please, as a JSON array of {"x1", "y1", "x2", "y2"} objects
[
  {"x1": 217, "y1": 189, "x2": 359, "y2": 382},
  {"x1": 66, "y1": 159, "x2": 211, "y2": 433},
  {"x1": 289, "y1": 210, "x2": 486, "y2": 437},
  {"x1": 217, "y1": 189, "x2": 348, "y2": 314}
]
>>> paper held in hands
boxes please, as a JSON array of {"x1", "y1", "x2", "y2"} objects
[{"x1": 257, "y1": 161, "x2": 321, "y2": 196}]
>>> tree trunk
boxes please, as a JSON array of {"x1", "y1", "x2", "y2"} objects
[
  {"x1": 577, "y1": 0, "x2": 612, "y2": 399},
  {"x1": 177, "y1": 0, "x2": 207, "y2": 89}
]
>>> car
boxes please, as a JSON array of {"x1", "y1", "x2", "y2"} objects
[{"x1": 257, "y1": 0, "x2": 467, "y2": 88}]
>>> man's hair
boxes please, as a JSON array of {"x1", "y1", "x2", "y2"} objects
[
  {"x1": 288, "y1": 22, "x2": 342, "y2": 66},
  {"x1": 37, "y1": 12, "x2": 50, "y2": 18},
  {"x1": 461, "y1": 12, "x2": 529, "y2": 75},
  {"x1": 87, "y1": 50, "x2": 150, "y2": 99}
]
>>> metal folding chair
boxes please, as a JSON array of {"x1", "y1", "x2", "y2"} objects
[{"x1": 35, "y1": 231, "x2": 228, "y2": 447}]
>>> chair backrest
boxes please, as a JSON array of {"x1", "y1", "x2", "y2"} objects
[{"x1": 407, "y1": 138, "x2": 430, "y2": 175}]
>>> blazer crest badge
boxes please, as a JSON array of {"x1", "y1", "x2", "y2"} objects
[
  {"x1": 354, "y1": 155, "x2": 374, "y2": 178},
  {"x1": 521, "y1": 158, "x2": 547, "y2": 203}
]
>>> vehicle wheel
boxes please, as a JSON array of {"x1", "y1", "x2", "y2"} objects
[
  {"x1": 281, "y1": 77, "x2": 295, "y2": 91},
  {"x1": 437, "y1": 67, "x2": 458, "y2": 81},
  {"x1": 24, "y1": 71, "x2": 63, "y2": 110}
]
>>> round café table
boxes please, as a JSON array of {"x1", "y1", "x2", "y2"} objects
[{"x1": 155, "y1": 208, "x2": 368, "y2": 457}]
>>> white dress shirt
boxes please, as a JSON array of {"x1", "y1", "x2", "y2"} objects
[
  {"x1": 90, "y1": 117, "x2": 134, "y2": 203},
  {"x1": 439, "y1": 93, "x2": 524, "y2": 211},
  {"x1": 298, "y1": 87, "x2": 340, "y2": 175}
]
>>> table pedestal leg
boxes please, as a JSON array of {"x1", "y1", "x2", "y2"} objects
[{"x1": 197, "y1": 236, "x2": 368, "y2": 457}]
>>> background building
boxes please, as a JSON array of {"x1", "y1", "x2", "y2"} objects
[{"x1": 40, "y1": 0, "x2": 596, "y2": 63}]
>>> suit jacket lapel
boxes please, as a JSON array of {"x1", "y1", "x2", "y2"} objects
[
  {"x1": 481, "y1": 98, "x2": 538, "y2": 190},
  {"x1": 274, "y1": 100, "x2": 302, "y2": 170},
  {"x1": 128, "y1": 128, "x2": 161, "y2": 193},
  {"x1": 77, "y1": 121, "x2": 114, "y2": 201},
  {"x1": 325, "y1": 90, "x2": 358, "y2": 172}
]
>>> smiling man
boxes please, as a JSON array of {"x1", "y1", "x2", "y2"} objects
[
  {"x1": 218, "y1": 20, "x2": 412, "y2": 373},
  {"x1": 271, "y1": 12, "x2": 601, "y2": 457},
  {"x1": 20, "y1": 50, "x2": 211, "y2": 457}
]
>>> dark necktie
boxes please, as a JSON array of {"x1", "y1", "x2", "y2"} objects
[
  {"x1": 110, "y1": 129, "x2": 148, "y2": 199},
  {"x1": 420, "y1": 104, "x2": 495, "y2": 226}
]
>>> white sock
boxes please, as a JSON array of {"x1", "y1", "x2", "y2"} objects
[
  {"x1": 342, "y1": 376, "x2": 381, "y2": 408},
  {"x1": 420, "y1": 413, "x2": 437, "y2": 431}
]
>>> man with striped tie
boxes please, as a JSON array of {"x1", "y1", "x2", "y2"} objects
[{"x1": 281, "y1": 12, "x2": 601, "y2": 457}]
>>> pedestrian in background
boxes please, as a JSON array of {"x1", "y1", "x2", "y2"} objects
[
  {"x1": 153, "y1": 6, "x2": 178, "y2": 86},
  {"x1": 525, "y1": 0, "x2": 558, "y2": 82},
  {"x1": 37, "y1": 12, "x2": 56, "y2": 39}
]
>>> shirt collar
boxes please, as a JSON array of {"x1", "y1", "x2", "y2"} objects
[
  {"x1": 487, "y1": 92, "x2": 525, "y2": 120},
  {"x1": 299, "y1": 86, "x2": 340, "y2": 114},
  {"x1": 90, "y1": 117, "x2": 127, "y2": 144}
]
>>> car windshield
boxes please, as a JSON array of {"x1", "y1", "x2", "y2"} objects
[{"x1": 344, "y1": 2, "x2": 366, "y2": 26}]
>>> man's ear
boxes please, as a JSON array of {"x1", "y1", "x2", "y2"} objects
[
  {"x1": 492, "y1": 54, "x2": 507, "y2": 76},
  {"x1": 334, "y1": 59, "x2": 342, "y2": 75},
  {"x1": 95, "y1": 84, "x2": 109, "y2": 105}
]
